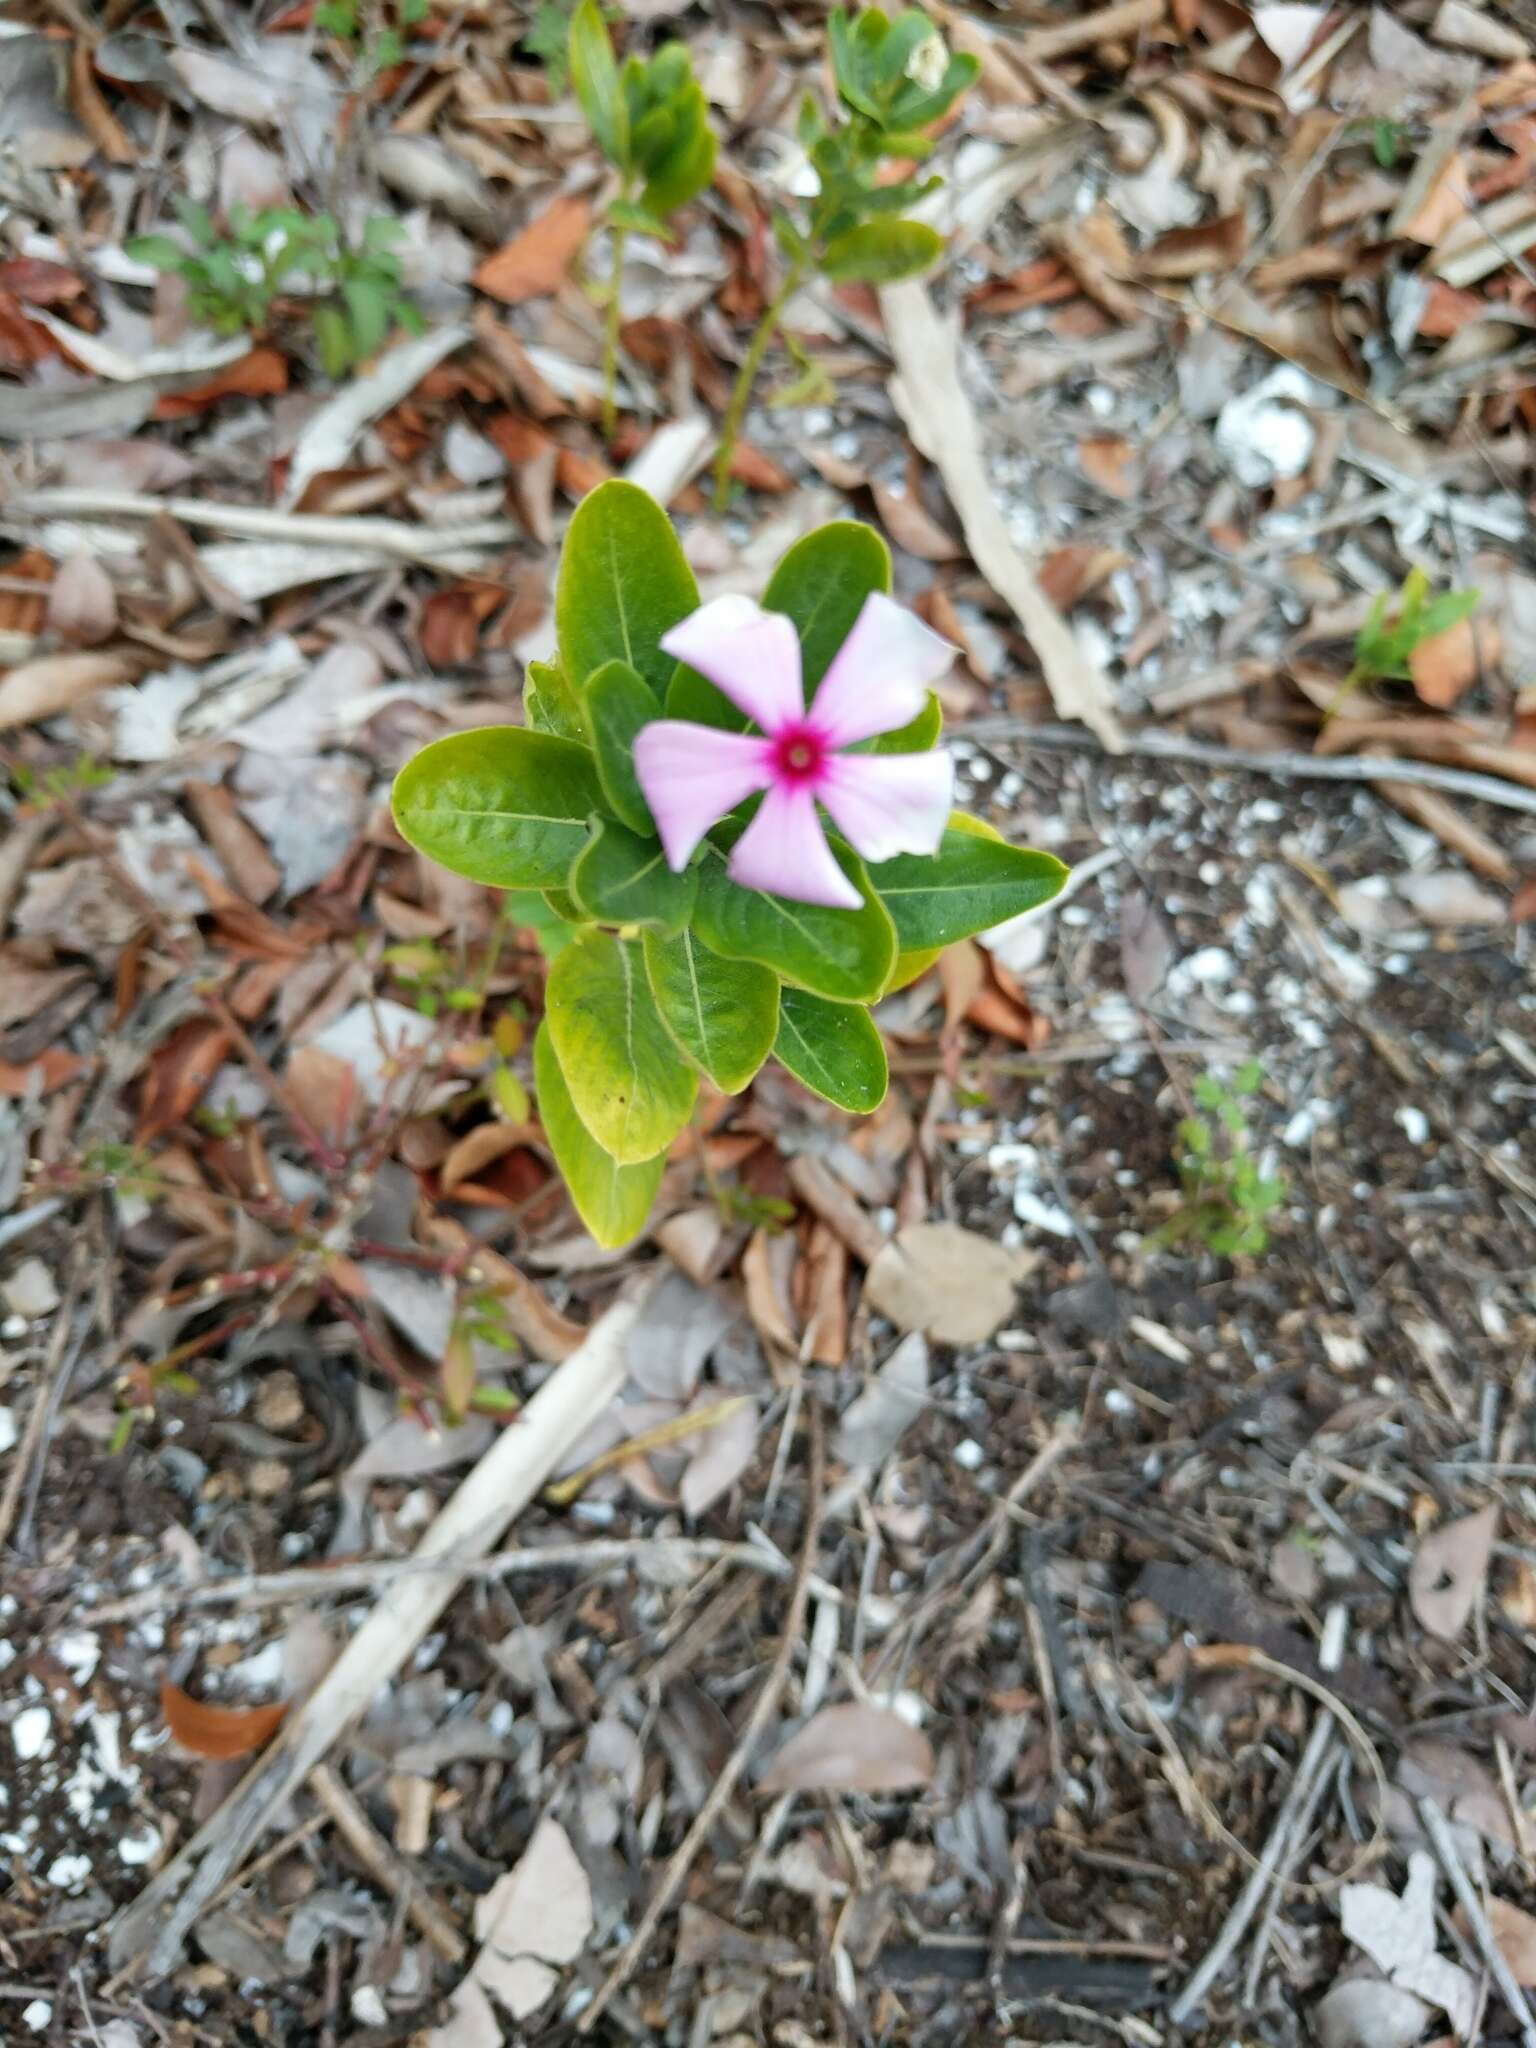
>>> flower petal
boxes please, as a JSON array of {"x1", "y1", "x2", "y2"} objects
[
  {"x1": 727, "y1": 781, "x2": 864, "y2": 910},
  {"x1": 817, "y1": 748, "x2": 955, "y2": 864},
  {"x1": 659, "y1": 593, "x2": 805, "y2": 735},
  {"x1": 809, "y1": 592, "x2": 957, "y2": 747},
  {"x1": 633, "y1": 721, "x2": 773, "y2": 872}
]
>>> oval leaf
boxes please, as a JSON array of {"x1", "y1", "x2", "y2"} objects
[
  {"x1": 160, "y1": 1678, "x2": 287, "y2": 1762},
  {"x1": 568, "y1": 0, "x2": 628, "y2": 165},
  {"x1": 569, "y1": 816, "x2": 696, "y2": 934},
  {"x1": 1409, "y1": 1503, "x2": 1499, "y2": 1641},
  {"x1": 392, "y1": 727, "x2": 603, "y2": 889},
  {"x1": 869, "y1": 825, "x2": 1068, "y2": 952},
  {"x1": 764, "y1": 519, "x2": 891, "y2": 693},
  {"x1": 692, "y1": 842, "x2": 896, "y2": 1004},
  {"x1": 759, "y1": 1702, "x2": 934, "y2": 1795},
  {"x1": 820, "y1": 219, "x2": 944, "y2": 285},
  {"x1": 555, "y1": 479, "x2": 699, "y2": 698},
  {"x1": 774, "y1": 987, "x2": 887, "y2": 1112},
  {"x1": 544, "y1": 927, "x2": 697, "y2": 1164},
  {"x1": 534, "y1": 1022, "x2": 665, "y2": 1248},
  {"x1": 584, "y1": 657, "x2": 656, "y2": 834},
  {"x1": 524, "y1": 656, "x2": 589, "y2": 743},
  {"x1": 644, "y1": 926, "x2": 779, "y2": 1093}
]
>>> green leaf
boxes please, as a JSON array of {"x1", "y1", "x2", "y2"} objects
[
  {"x1": 643, "y1": 928, "x2": 779, "y2": 1093},
  {"x1": 819, "y1": 219, "x2": 944, "y2": 284},
  {"x1": 583, "y1": 658, "x2": 656, "y2": 833},
  {"x1": 544, "y1": 928, "x2": 697, "y2": 1163},
  {"x1": 391, "y1": 727, "x2": 604, "y2": 889},
  {"x1": 859, "y1": 689, "x2": 941, "y2": 753},
  {"x1": 555, "y1": 479, "x2": 699, "y2": 698},
  {"x1": 640, "y1": 97, "x2": 716, "y2": 216},
  {"x1": 869, "y1": 823, "x2": 1067, "y2": 951},
  {"x1": 765, "y1": 519, "x2": 891, "y2": 694},
  {"x1": 692, "y1": 841, "x2": 896, "y2": 1003},
  {"x1": 606, "y1": 198, "x2": 676, "y2": 238},
  {"x1": 774, "y1": 988, "x2": 887, "y2": 1112},
  {"x1": 524, "y1": 657, "x2": 589, "y2": 743},
  {"x1": 568, "y1": 0, "x2": 629, "y2": 165},
  {"x1": 341, "y1": 276, "x2": 390, "y2": 359},
  {"x1": 569, "y1": 816, "x2": 695, "y2": 933},
  {"x1": 313, "y1": 303, "x2": 352, "y2": 376},
  {"x1": 127, "y1": 234, "x2": 187, "y2": 272},
  {"x1": 535, "y1": 1023, "x2": 665, "y2": 1247}
]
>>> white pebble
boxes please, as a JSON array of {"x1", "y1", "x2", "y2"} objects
[
  {"x1": 0, "y1": 1408, "x2": 15, "y2": 1455},
  {"x1": 1395, "y1": 1106, "x2": 1429, "y2": 1145},
  {"x1": 119, "y1": 1823, "x2": 160, "y2": 1867},
  {"x1": 13, "y1": 1706, "x2": 51, "y2": 1761},
  {"x1": 46, "y1": 1851, "x2": 93, "y2": 1888},
  {"x1": 953, "y1": 1439, "x2": 984, "y2": 1470},
  {"x1": 22, "y1": 2001, "x2": 51, "y2": 2033}
]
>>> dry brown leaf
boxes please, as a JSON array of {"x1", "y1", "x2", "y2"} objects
[
  {"x1": 441, "y1": 1120, "x2": 531, "y2": 1194},
  {"x1": 1466, "y1": 1898, "x2": 1536, "y2": 1985},
  {"x1": 1408, "y1": 1502, "x2": 1498, "y2": 1640},
  {"x1": 160, "y1": 1679, "x2": 286, "y2": 1761},
  {"x1": 0, "y1": 1049, "x2": 88, "y2": 1097},
  {"x1": 680, "y1": 1397, "x2": 759, "y2": 1516},
  {"x1": 871, "y1": 482, "x2": 963, "y2": 561},
  {"x1": 759, "y1": 1703, "x2": 935, "y2": 1796},
  {"x1": 474, "y1": 194, "x2": 591, "y2": 305},
  {"x1": 45, "y1": 551, "x2": 117, "y2": 646},
  {"x1": 1510, "y1": 876, "x2": 1536, "y2": 925},
  {"x1": 1138, "y1": 210, "x2": 1247, "y2": 279},
  {"x1": 864, "y1": 1221, "x2": 1032, "y2": 1346},
  {"x1": 1036, "y1": 542, "x2": 1129, "y2": 610},
  {"x1": 470, "y1": 1816, "x2": 593, "y2": 2020},
  {"x1": 1077, "y1": 434, "x2": 1139, "y2": 500},
  {"x1": 154, "y1": 346, "x2": 289, "y2": 418},
  {"x1": 285, "y1": 1044, "x2": 360, "y2": 1154},
  {"x1": 0, "y1": 649, "x2": 136, "y2": 731},
  {"x1": 137, "y1": 1019, "x2": 235, "y2": 1142},
  {"x1": 1407, "y1": 615, "x2": 1492, "y2": 709},
  {"x1": 741, "y1": 1224, "x2": 799, "y2": 1354},
  {"x1": 183, "y1": 781, "x2": 282, "y2": 905},
  {"x1": 1120, "y1": 888, "x2": 1176, "y2": 1001},
  {"x1": 881, "y1": 279, "x2": 1123, "y2": 750}
]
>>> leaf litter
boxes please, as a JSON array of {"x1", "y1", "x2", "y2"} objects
[{"x1": 1, "y1": 0, "x2": 1536, "y2": 2042}]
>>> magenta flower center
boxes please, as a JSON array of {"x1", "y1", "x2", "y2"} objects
[{"x1": 770, "y1": 722, "x2": 828, "y2": 787}]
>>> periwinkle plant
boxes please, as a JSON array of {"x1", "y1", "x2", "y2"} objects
[
  {"x1": 711, "y1": 6, "x2": 978, "y2": 507},
  {"x1": 392, "y1": 483, "x2": 1066, "y2": 1246},
  {"x1": 566, "y1": 0, "x2": 718, "y2": 437}
]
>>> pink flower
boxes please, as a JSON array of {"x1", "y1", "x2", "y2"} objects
[{"x1": 632, "y1": 591, "x2": 956, "y2": 910}]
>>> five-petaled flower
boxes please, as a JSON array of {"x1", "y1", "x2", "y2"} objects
[{"x1": 633, "y1": 591, "x2": 956, "y2": 909}]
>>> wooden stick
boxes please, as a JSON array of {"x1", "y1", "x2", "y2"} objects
[
  {"x1": 962, "y1": 718, "x2": 1536, "y2": 817},
  {"x1": 307, "y1": 1765, "x2": 465, "y2": 1965},
  {"x1": 106, "y1": 1283, "x2": 646, "y2": 1982}
]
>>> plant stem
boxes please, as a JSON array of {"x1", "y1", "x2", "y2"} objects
[
  {"x1": 601, "y1": 221, "x2": 628, "y2": 442},
  {"x1": 711, "y1": 259, "x2": 806, "y2": 513}
]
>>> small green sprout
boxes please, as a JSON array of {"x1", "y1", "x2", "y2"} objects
[
  {"x1": 712, "y1": 6, "x2": 977, "y2": 507},
  {"x1": 10, "y1": 754, "x2": 114, "y2": 808},
  {"x1": 1149, "y1": 1061, "x2": 1285, "y2": 1260},
  {"x1": 128, "y1": 203, "x2": 423, "y2": 377},
  {"x1": 567, "y1": 0, "x2": 718, "y2": 437},
  {"x1": 314, "y1": 0, "x2": 429, "y2": 73},
  {"x1": 1328, "y1": 568, "x2": 1480, "y2": 717}
]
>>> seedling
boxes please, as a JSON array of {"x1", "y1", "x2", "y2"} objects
[
  {"x1": 1149, "y1": 1061, "x2": 1285, "y2": 1259},
  {"x1": 391, "y1": 480, "x2": 1068, "y2": 1248},
  {"x1": 712, "y1": 6, "x2": 977, "y2": 507},
  {"x1": 129, "y1": 203, "x2": 423, "y2": 377},
  {"x1": 9, "y1": 753, "x2": 114, "y2": 809},
  {"x1": 314, "y1": 0, "x2": 430, "y2": 74},
  {"x1": 567, "y1": 0, "x2": 718, "y2": 436},
  {"x1": 1328, "y1": 567, "x2": 1479, "y2": 716}
]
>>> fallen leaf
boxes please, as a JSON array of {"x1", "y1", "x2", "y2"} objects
[
  {"x1": 1408, "y1": 1502, "x2": 1498, "y2": 1640},
  {"x1": 0, "y1": 650, "x2": 137, "y2": 731},
  {"x1": 864, "y1": 1223, "x2": 1031, "y2": 1346},
  {"x1": 137, "y1": 1019, "x2": 236, "y2": 1142},
  {"x1": 871, "y1": 482, "x2": 963, "y2": 561},
  {"x1": 0, "y1": 1049, "x2": 88, "y2": 1097},
  {"x1": 1313, "y1": 1978, "x2": 1432, "y2": 2048},
  {"x1": 46, "y1": 551, "x2": 117, "y2": 647},
  {"x1": 760, "y1": 1703, "x2": 935, "y2": 1796},
  {"x1": 627, "y1": 1271, "x2": 732, "y2": 1400},
  {"x1": 1407, "y1": 615, "x2": 1490, "y2": 709},
  {"x1": 1120, "y1": 889, "x2": 1176, "y2": 1001},
  {"x1": 160, "y1": 1679, "x2": 286, "y2": 1761},
  {"x1": 1036, "y1": 542, "x2": 1128, "y2": 610},
  {"x1": 882, "y1": 278, "x2": 1123, "y2": 750},
  {"x1": 471, "y1": 1817, "x2": 593, "y2": 2020},
  {"x1": 1077, "y1": 435, "x2": 1139, "y2": 499},
  {"x1": 474, "y1": 195, "x2": 591, "y2": 305},
  {"x1": 1340, "y1": 1850, "x2": 1476, "y2": 2035},
  {"x1": 153, "y1": 346, "x2": 289, "y2": 419},
  {"x1": 1397, "y1": 871, "x2": 1507, "y2": 927},
  {"x1": 1474, "y1": 1898, "x2": 1536, "y2": 1986},
  {"x1": 1511, "y1": 877, "x2": 1536, "y2": 925},
  {"x1": 835, "y1": 1331, "x2": 929, "y2": 1468},
  {"x1": 680, "y1": 1396, "x2": 760, "y2": 1516},
  {"x1": 1138, "y1": 211, "x2": 1247, "y2": 279}
]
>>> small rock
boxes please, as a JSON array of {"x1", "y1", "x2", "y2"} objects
[
  {"x1": 3, "y1": 1258, "x2": 59, "y2": 1320},
  {"x1": 13, "y1": 1705, "x2": 52, "y2": 1760},
  {"x1": 253, "y1": 1371, "x2": 306, "y2": 1434},
  {"x1": 245, "y1": 1458, "x2": 290, "y2": 1500}
]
